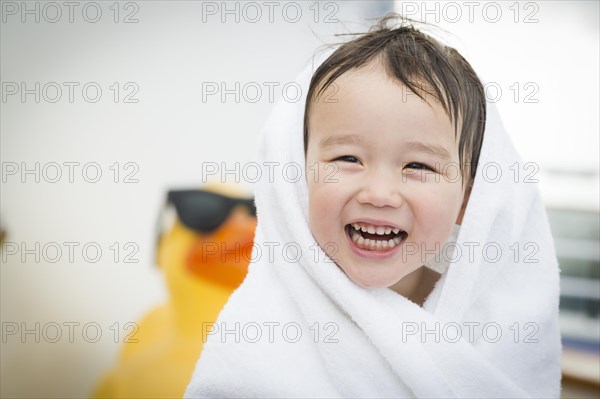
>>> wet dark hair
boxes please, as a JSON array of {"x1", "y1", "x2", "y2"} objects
[{"x1": 303, "y1": 13, "x2": 486, "y2": 185}]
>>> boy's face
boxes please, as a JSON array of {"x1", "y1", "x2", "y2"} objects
[{"x1": 305, "y1": 60, "x2": 468, "y2": 290}]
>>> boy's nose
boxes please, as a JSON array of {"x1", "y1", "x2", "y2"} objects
[{"x1": 355, "y1": 173, "x2": 404, "y2": 208}]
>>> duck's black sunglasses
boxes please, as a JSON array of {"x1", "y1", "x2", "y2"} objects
[{"x1": 166, "y1": 189, "x2": 256, "y2": 234}]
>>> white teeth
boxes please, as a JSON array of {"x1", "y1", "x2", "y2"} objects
[
  {"x1": 351, "y1": 223, "x2": 402, "y2": 236},
  {"x1": 349, "y1": 227, "x2": 403, "y2": 251}
]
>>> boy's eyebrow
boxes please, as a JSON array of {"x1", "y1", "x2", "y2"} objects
[
  {"x1": 319, "y1": 133, "x2": 364, "y2": 148},
  {"x1": 319, "y1": 134, "x2": 452, "y2": 161},
  {"x1": 402, "y1": 141, "x2": 452, "y2": 161}
]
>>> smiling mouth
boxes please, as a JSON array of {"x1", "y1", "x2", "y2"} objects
[{"x1": 345, "y1": 224, "x2": 408, "y2": 251}]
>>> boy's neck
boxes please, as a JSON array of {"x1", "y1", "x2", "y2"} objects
[{"x1": 389, "y1": 266, "x2": 441, "y2": 306}]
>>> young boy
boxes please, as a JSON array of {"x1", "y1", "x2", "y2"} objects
[
  {"x1": 185, "y1": 14, "x2": 560, "y2": 398},
  {"x1": 303, "y1": 16, "x2": 484, "y2": 305}
]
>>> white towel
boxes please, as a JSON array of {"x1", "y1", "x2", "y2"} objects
[{"x1": 185, "y1": 52, "x2": 561, "y2": 398}]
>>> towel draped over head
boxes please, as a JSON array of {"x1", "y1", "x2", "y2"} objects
[{"x1": 185, "y1": 50, "x2": 561, "y2": 398}]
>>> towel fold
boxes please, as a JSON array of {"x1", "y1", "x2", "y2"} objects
[{"x1": 185, "y1": 51, "x2": 561, "y2": 398}]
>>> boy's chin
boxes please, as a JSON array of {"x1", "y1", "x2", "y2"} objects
[
  {"x1": 345, "y1": 272, "x2": 409, "y2": 290},
  {"x1": 340, "y1": 265, "x2": 421, "y2": 292}
]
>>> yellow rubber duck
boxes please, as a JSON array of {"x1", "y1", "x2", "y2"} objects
[{"x1": 92, "y1": 183, "x2": 256, "y2": 398}]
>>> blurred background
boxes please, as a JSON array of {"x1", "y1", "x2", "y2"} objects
[{"x1": 1, "y1": 1, "x2": 598, "y2": 397}]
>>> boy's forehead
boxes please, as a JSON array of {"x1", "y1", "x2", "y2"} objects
[
  {"x1": 320, "y1": 67, "x2": 451, "y2": 115},
  {"x1": 312, "y1": 80, "x2": 456, "y2": 139},
  {"x1": 309, "y1": 74, "x2": 453, "y2": 128}
]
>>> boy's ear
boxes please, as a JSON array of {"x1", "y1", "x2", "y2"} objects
[{"x1": 455, "y1": 182, "x2": 473, "y2": 225}]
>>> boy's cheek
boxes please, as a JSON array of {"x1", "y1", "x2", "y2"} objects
[
  {"x1": 305, "y1": 161, "x2": 340, "y2": 186},
  {"x1": 411, "y1": 188, "x2": 463, "y2": 225},
  {"x1": 308, "y1": 191, "x2": 340, "y2": 222}
]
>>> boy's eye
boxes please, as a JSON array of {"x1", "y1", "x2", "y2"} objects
[
  {"x1": 334, "y1": 155, "x2": 361, "y2": 164},
  {"x1": 405, "y1": 162, "x2": 436, "y2": 172}
]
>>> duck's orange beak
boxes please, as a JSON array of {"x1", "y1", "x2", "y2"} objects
[{"x1": 185, "y1": 207, "x2": 257, "y2": 288}]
